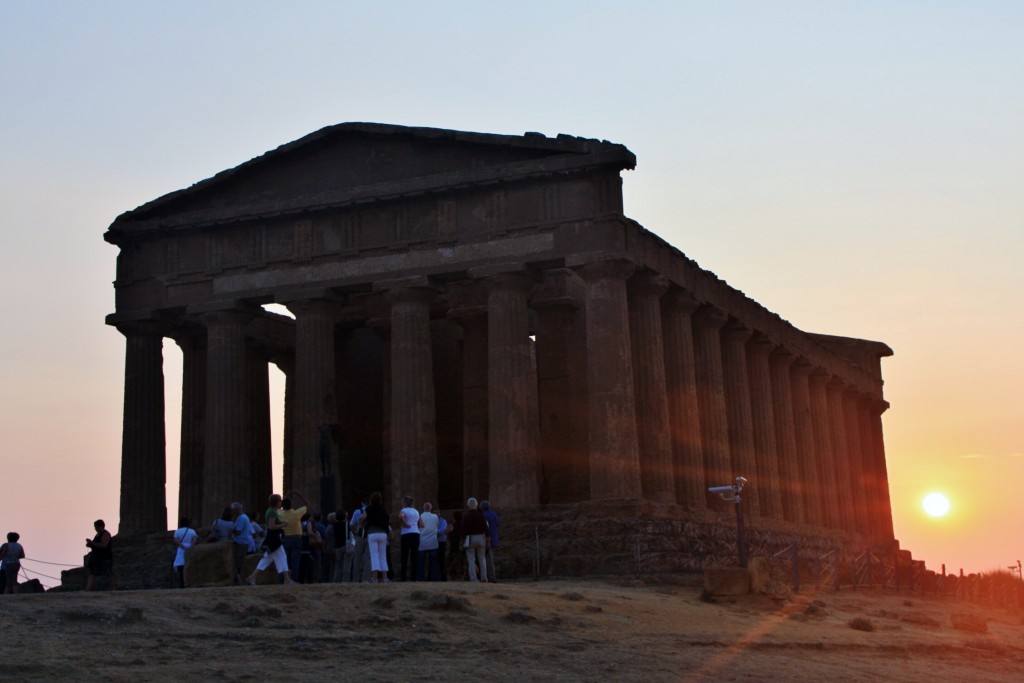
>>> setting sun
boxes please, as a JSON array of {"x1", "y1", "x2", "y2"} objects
[{"x1": 922, "y1": 492, "x2": 951, "y2": 518}]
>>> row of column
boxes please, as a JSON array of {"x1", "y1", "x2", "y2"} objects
[
  {"x1": 118, "y1": 308, "x2": 278, "y2": 532},
  {"x1": 116, "y1": 257, "x2": 894, "y2": 541},
  {"x1": 563, "y1": 255, "x2": 893, "y2": 540}
]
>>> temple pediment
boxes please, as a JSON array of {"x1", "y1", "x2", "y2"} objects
[{"x1": 106, "y1": 123, "x2": 635, "y2": 242}]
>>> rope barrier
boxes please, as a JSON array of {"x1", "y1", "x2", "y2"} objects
[
  {"x1": 22, "y1": 558, "x2": 80, "y2": 568},
  {"x1": 17, "y1": 566, "x2": 56, "y2": 589},
  {"x1": 19, "y1": 566, "x2": 60, "y2": 582}
]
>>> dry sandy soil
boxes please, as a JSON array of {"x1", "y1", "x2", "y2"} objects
[{"x1": 3, "y1": 577, "x2": 1022, "y2": 681}]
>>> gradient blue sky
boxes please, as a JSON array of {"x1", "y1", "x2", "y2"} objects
[{"x1": 2, "y1": 2, "x2": 1021, "y2": 586}]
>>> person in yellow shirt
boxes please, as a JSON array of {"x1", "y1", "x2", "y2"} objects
[{"x1": 279, "y1": 490, "x2": 309, "y2": 582}]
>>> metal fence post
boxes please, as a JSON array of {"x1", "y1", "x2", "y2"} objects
[
  {"x1": 834, "y1": 551, "x2": 841, "y2": 592},
  {"x1": 532, "y1": 526, "x2": 540, "y2": 580},
  {"x1": 790, "y1": 544, "x2": 800, "y2": 593}
]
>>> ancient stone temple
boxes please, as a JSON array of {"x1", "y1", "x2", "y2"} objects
[{"x1": 105, "y1": 123, "x2": 895, "y2": 551}]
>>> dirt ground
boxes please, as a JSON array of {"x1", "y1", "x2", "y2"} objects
[{"x1": 3, "y1": 577, "x2": 1022, "y2": 682}]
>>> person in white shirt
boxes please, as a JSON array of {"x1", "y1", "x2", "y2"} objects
[
  {"x1": 398, "y1": 496, "x2": 422, "y2": 582},
  {"x1": 171, "y1": 517, "x2": 199, "y2": 588},
  {"x1": 417, "y1": 502, "x2": 441, "y2": 581}
]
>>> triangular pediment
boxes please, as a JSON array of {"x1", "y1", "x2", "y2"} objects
[{"x1": 107, "y1": 123, "x2": 634, "y2": 239}]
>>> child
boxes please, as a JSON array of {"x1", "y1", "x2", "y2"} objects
[{"x1": 0, "y1": 532, "x2": 25, "y2": 594}]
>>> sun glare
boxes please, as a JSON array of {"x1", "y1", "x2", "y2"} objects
[{"x1": 922, "y1": 492, "x2": 951, "y2": 518}]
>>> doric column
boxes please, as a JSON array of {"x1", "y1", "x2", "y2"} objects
[
  {"x1": 628, "y1": 271, "x2": 675, "y2": 504},
  {"x1": 574, "y1": 257, "x2": 641, "y2": 499},
  {"x1": 472, "y1": 264, "x2": 540, "y2": 507},
  {"x1": 174, "y1": 331, "x2": 206, "y2": 524},
  {"x1": 809, "y1": 369, "x2": 840, "y2": 530},
  {"x1": 826, "y1": 378, "x2": 856, "y2": 532},
  {"x1": 769, "y1": 348, "x2": 803, "y2": 524},
  {"x1": 856, "y1": 397, "x2": 878, "y2": 537},
  {"x1": 531, "y1": 269, "x2": 589, "y2": 504},
  {"x1": 364, "y1": 313, "x2": 393, "y2": 503},
  {"x1": 661, "y1": 289, "x2": 705, "y2": 508},
  {"x1": 431, "y1": 319, "x2": 465, "y2": 510},
  {"x1": 246, "y1": 345, "x2": 273, "y2": 513},
  {"x1": 790, "y1": 360, "x2": 824, "y2": 526},
  {"x1": 199, "y1": 306, "x2": 256, "y2": 525},
  {"x1": 721, "y1": 322, "x2": 759, "y2": 514},
  {"x1": 692, "y1": 305, "x2": 732, "y2": 502},
  {"x1": 843, "y1": 388, "x2": 870, "y2": 535},
  {"x1": 864, "y1": 398, "x2": 895, "y2": 540},
  {"x1": 447, "y1": 285, "x2": 489, "y2": 502},
  {"x1": 117, "y1": 321, "x2": 168, "y2": 534},
  {"x1": 283, "y1": 296, "x2": 341, "y2": 507},
  {"x1": 334, "y1": 325, "x2": 387, "y2": 509},
  {"x1": 747, "y1": 334, "x2": 784, "y2": 520},
  {"x1": 376, "y1": 277, "x2": 439, "y2": 512}
]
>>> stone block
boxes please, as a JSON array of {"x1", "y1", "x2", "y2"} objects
[
  {"x1": 58, "y1": 567, "x2": 89, "y2": 592},
  {"x1": 704, "y1": 567, "x2": 750, "y2": 596},
  {"x1": 18, "y1": 578, "x2": 45, "y2": 594},
  {"x1": 184, "y1": 542, "x2": 234, "y2": 587}
]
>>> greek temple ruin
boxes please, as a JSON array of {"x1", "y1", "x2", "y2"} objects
[{"x1": 105, "y1": 123, "x2": 895, "y2": 548}]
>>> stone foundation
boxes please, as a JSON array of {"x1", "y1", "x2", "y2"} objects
[
  {"x1": 59, "y1": 500, "x2": 899, "y2": 591},
  {"x1": 489, "y1": 499, "x2": 874, "y2": 580}
]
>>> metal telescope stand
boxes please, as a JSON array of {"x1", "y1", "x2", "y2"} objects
[{"x1": 708, "y1": 476, "x2": 748, "y2": 568}]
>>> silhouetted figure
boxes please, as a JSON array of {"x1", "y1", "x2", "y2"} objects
[
  {"x1": 0, "y1": 532, "x2": 24, "y2": 594},
  {"x1": 417, "y1": 502, "x2": 441, "y2": 581},
  {"x1": 481, "y1": 500, "x2": 500, "y2": 583},
  {"x1": 85, "y1": 520, "x2": 116, "y2": 591},
  {"x1": 349, "y1": 496, "x2": 370, "y2": 582},
  {"x1": 398, "y1": 496, "x2": 422, "y2": 581},
  {"x1": 280, "y1": 491, "x2": 309, "y2": 583},
  {"x1": 229, "y1": 502, "x2": 252, "y2": 585},
  {"x1": 171, "y1": 517, "x2": 198, "y2": 588},
  {"x1": 361, "y1": 492, "x2": 391, "y2": 583},
  {"x1": 447, "y1": 510, "x2": 465, "y2": 580},
  {"x1": 462, "y1": 498, "x2": 488, "y2": 583},
  {"x1": 247, "y1": 494, "x2": 295, "y2": 585},
  {"x1": 208, "y1": 506, "x2": 233, "y2": 543}
]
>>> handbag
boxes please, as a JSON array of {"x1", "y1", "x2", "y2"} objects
[{"x1": 263, "y1": 528, "x2": 284, "y2": 552}]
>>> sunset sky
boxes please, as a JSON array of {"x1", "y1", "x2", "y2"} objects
[{"x1": 1, "y1": 3, "x2": 1021, "y2": 587}]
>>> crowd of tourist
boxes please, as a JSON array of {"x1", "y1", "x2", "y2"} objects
[
  {"x1": 1, "y1": 492, "x2": 501, "y2": 594},
  {"x1": 171, "y1": 492, "x2": 501, "y2": 587}
]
